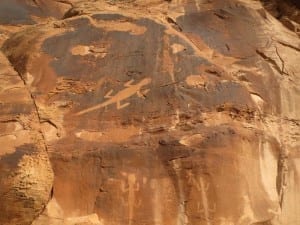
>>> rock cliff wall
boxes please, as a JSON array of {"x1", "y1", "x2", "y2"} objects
[{"x1": 0, "y1": 1, "x2": 299, "y2": 225}]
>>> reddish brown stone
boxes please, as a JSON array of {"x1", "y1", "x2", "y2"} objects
[{"x1": 0, "y1": 0, "x2": 300, "y2": 225}]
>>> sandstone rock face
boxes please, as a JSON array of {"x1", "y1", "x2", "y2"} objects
[
  {"x1": 0, "y1": 50, "x2": 53, "y2": 224},
  {"x1": 0, "y1": 1, "x2": 299, "y2": 225},
  {"x1": 0, "y1": 0, "x2": 71, "y2": 25}
]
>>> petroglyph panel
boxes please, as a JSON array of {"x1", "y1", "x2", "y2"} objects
[{"x1": 1, "y1": 1, "x2": 300, "y2": 224}]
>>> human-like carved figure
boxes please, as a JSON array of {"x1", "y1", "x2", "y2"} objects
[
  {"x1": 197, "y1": 202, "x2": 216, "y2": 222},
  {"x1": 187, "y1": 172, "x2": 216, "y2": 225},
  {"x1": 121, "y1": 173, "x2": 141, "y2": 225},
  {"x1": 76, "y1": 78, "x2": 151, "y2": 115}
]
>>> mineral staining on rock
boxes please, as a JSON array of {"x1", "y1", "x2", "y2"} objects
[{"x1": 0, "y1": 0, "x2": 300, "y2": 225}]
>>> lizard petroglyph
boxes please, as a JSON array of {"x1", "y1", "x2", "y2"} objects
[{"x1": 75, "y1": 78, "x2": 151, "y2": 115}]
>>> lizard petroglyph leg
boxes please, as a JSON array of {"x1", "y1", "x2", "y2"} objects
[
  {"x1": 142, "y1": 89, "x2": 150, "y2": 95},
  {"x1": 104, "y1": 89, "x2": 113, "y2": 98},
  {"x1": 136, "y1": 91, "x2": 143, "y2": 98},
  {"x1": 124, "y1": 79, "x2": 135, "y2": 87},
  {"x1": 117, "y1": 101, "x2": 130, "y2": 109},
  {"x1": 137, "y1": 89, "x2": 150, "y2": 98}
]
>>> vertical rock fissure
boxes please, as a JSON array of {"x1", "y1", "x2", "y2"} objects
[
  {"x1": 12, "y1": 64, "x2": 49, "y2": 152},
  {"x1": 7, "y1": 59, "x2": 55, "y2": 224}
]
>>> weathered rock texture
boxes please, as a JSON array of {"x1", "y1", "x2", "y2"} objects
[
  {"x1": 0, "y1": 0, "x2": 299, "y2": 225},
  {"x1": 0, "y1": 46, "x2": 53, "y2": 225}
]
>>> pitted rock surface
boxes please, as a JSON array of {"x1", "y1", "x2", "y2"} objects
[{"x1": 0, "y1": 52, "x2": 53, "y2": 225}]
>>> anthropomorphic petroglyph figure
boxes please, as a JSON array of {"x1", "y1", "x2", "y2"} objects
[
  {"x1": 237, "y1": 195, "x2": 256, "y2": 224},
  {"x1": 187, "y1": 172, "x2": 216, "y2": 225},
  {"x1": 170, "y1": 160, "x2": 189, "y2": 225},
  {"x1": 197, "y1": 202, "x2": 216, "y2": 222},
  {"x1": 121, "y1": 173, "x2": 141, "y2": 225},
  {"x1": 76, "y1": 78, "x2": 151, "y2": 115}
]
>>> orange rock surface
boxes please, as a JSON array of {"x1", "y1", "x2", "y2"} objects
[{"x1": 0, "y1": 1, "x2": 299, "y2": 225}]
